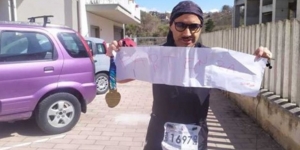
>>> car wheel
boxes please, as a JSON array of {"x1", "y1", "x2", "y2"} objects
[
  {"x1": 96, "y1": 73, "x2": 109, "y2": 95},
  {"x1": 35, "y1": 92, "x2": 81, "y2": 135}
]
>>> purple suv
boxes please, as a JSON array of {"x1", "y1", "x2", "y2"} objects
[{"x1": 0, "y1": 16, "x2": 97, "y2": 134}]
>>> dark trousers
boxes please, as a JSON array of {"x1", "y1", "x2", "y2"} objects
[{"x1": 143, "y1": 113, "x2": 209, "y2": 150}]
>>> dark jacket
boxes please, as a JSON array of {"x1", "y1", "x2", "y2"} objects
[{"x1": 144, "y1": 41, "x2": 210, "y2": 150}]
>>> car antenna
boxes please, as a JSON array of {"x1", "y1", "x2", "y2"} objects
[{"x1": 28, "y1": 15, "x2": 54, "y2": 27}]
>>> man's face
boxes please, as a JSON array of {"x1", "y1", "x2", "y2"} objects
[{"x1": 170, "y1": 14, "x2": 202, "y2": 47}]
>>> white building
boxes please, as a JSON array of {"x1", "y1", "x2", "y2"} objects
[{"x1": 0, "y1": 0, "x2": 141, "y2": 42}]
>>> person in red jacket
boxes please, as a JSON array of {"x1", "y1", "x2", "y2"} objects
[{"x1": 107, "y1": 1, "x2": 272, "y2": 149}]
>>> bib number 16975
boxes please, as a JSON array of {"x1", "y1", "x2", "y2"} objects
[
  {"x1": 162, "y1": 122, "x2": 200, "y2": 150},
  {"x1": 164, "y1": 132, "x2": 198, "y2": 145}
]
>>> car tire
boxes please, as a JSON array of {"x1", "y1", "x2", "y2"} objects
[
  {"x1": 35, "y1": 92, "x2": 81, "y2": 135},
  {"x1": 95, "y1": 73, "x2": 109, "y2": 95}
]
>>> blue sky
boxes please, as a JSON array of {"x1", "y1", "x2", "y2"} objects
[{"x1": 135, "y1": 0, "x2": 233, "y2": 13}]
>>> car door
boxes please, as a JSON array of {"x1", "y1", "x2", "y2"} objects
[{"x1": 0, "y1": 29, "x2": 63, "y2": 116}]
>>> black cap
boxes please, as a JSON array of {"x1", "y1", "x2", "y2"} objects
[
  {"x1": 166, "y1": 1, "x2": 204, "y2": 45},
  {"x1": 169, "y1": 0, "x2": 204, "y2": 25}
]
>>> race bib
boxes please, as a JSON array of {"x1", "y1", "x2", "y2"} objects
[{"x1": 162, "y1": 122, "x2": 201, "y2": 150}]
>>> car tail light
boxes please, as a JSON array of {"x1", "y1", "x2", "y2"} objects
[
  {"x1": 103, "y1": 41, "x2": 108, "y2": 54},
  {"x1": 78, "y1": 33, "x2": 93, "y2": 62}
]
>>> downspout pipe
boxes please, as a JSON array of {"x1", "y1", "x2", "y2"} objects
[
  {"x1": 12, "y1": 0, "x2": 17, "y2": 21},
  {"x1": 8, "y1": 0, "x2": 17, "y2": 21}
]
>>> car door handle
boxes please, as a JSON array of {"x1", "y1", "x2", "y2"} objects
[
  {"x1": 44, "y1": 66, "x2": 54, "y2": 73},
  {"x1": 94, "y1": 60, "x2": 97, "y2": 63}
]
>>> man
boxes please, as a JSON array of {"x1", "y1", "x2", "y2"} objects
[{"x1": 107, "y1": 1, "x2": 272, "y2": 149}]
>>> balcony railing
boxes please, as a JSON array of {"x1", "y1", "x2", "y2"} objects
[
  {"x1": 262, "y1": 4, "x2": 273, "y2": 13},
  {"x1": 86, "y1": 0, "x2": 141, "y2": 20}
]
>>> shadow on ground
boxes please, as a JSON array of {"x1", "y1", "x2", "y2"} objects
[
  {"x1": 206, "y1": 89, "x2": 284, "y2": 150},
  {"x1": 0, "y1": 119, "x2": 47, "y2": 139}
]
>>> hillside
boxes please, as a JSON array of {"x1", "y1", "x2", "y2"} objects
[
  {"x1": 202, "y1": 8, "x2": 233, "y2": 33},
  {"x1": 125, "y1": 5, "x2": 233, "y2": 38}
]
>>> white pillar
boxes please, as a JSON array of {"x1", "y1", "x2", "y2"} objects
[
  {"x1": 79, "y1": 0, "x2": 89, "y2": 37},
  {"x1": 123, "y1": 24, "x2": 126, "y2": 38}
]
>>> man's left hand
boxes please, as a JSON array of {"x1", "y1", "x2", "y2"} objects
[{"x1": 254, "y1": 46, "x2": 272, "y2": 59}]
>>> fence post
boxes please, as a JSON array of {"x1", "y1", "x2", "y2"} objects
[
  {"x1": 231, "y1": 28, "x2": 234, "y2": 50},
  {"x1": 236, "y1": 28, "x2": 239, "y2": 51},
  {"x1": 251, "y1": 25, "x2": 255, "y2": 54},
  {"x1": 228, "y1": 29, "x2": 231, "y2": 49},
  {"x1": 218, "y1": 31, "x2": 223, "y2": 47},
  {"x1": 249, "y1": 25, "x2": 254, "y2": 54},
  {"x1": 259, "y1": 24, "x2": 266, "y2": 88},
  {"x1": 269, "y1": 22, "x2": 277, "y2": 92},
  {"x1": 227, "y1": 29, "x2": 230, "y2": 49},
  {"x1": 280, "y1": 20, "x2": 290, "y2": 98},
  {"x1": 239, "y1": 27, "x2": 244, "y2": 52},
  {"x1": 245, "y1": 26, "x2": 247, "y2": 53},
  {"x1": 264, "y1": 22, "x2": 271, "y2": 90},
  {"x1": 255, "y1": 24, "x2": 260, "y2": 50},
  {"x1": 221, "y1": 31, "x2": 224, "y2": 48},
  {"x1": 290, "y1": 19, "x2": 300, "y2": 105},
  {"x1": 275, "y1": 20, "x2": 284, "y2": 96},
  {"x1": 246, "y1": 26, "x2": 250, "y2": 54},
  {"x1": 249, "y1": 26, "x2": 252, "y2": 54},
  {"x1": 245, "y1": 27, "x2": 249, "y2": 54}
]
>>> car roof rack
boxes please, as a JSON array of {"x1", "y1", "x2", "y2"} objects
[{"x1": 28, "y1": 15, "x2": 54, "y2": 27}]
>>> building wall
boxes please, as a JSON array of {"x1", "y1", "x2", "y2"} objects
[
  {"x1": 87, "y1": 12, "x2": 123, "y2": 42},
  {"x1": 1, "y1": 0, "x2": 125, "y2": 42},
  {"x1": 244, "y1": 0, "x2": 260, "y2": 25},
  {"x1": 273, "y1": 0, "x2": 289, "y2": 21},
  {"x1": 15, "y1": 0, "x2": 78, "y2": 31},
  {"x1": 233, "y1": 0, "x2": 300, "y2": 27},
  {"x1": 66, "y1": 0, "x2": 79, "y2": 31},
  {"x1": 0, "y1": 0, "x2": 11, "y2": 21}
]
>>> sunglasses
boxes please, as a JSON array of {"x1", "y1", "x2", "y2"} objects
[{"x1": 174, "y1": 22, "x2": 202, "y2": 33}]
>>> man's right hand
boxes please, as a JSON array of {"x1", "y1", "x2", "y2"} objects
[
  {"x1": 107, "y1": 39, "x2": 135, "y2": 83},
  {"x1": 106, "y1": 40, "x2": 122, "y2": 57}
]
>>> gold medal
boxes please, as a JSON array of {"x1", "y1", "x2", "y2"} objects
[
  {"x1": 105, "y1": 55, "x2": 121, "y2": 108},
  {"x1": 105, "y1": 89, "x2": 121, "y2": 108}
]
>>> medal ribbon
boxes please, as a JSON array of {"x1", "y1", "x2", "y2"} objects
[{"x1": 109, "y1": 56, "x2": 117, "y2": 90}]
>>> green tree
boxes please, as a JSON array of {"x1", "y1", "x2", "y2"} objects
[
  {"x1": 125, "y1": 24, "x2": 140, "y2": 37},
  {"x1": 125, "y1": 10, "x2": 162, "y2": 37},
  {"x1": 205, "y1": 19, "x2": 215, "y2": 32},
  {"x1": 153, "y1": 24, "x2": 169, "y2": 37},
  {"x1": 221, "y1": 5, "x2": 231, "y2": 12},
  {"x1": 140, "y1": 11, "x2": 161, "y2": 36}
]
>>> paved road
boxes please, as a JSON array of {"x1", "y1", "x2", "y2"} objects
[{"x1": 0, "y1": 81, "x2": 284, "y2": 150}]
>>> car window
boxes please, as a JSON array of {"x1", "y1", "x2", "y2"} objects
[
  {"x1": 57, "y1": 32, "x2": 88, "y2": 58},
  {"x1": 37, "y1": 34, "x2": 52, "y2": 51},
  {"x1": 0, "y1": 31, "x2": 54, "y2": 62},
  {"x1": 95, "y1": 43, "x2": 106, "y2": 54},
  {"x1": 86, "y1": 40, "x2": 93, "y2": 50}
]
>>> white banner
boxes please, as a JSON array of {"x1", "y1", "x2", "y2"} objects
[{"x1": 115, "y1": 46, "x2": 267, "y2": 97}]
